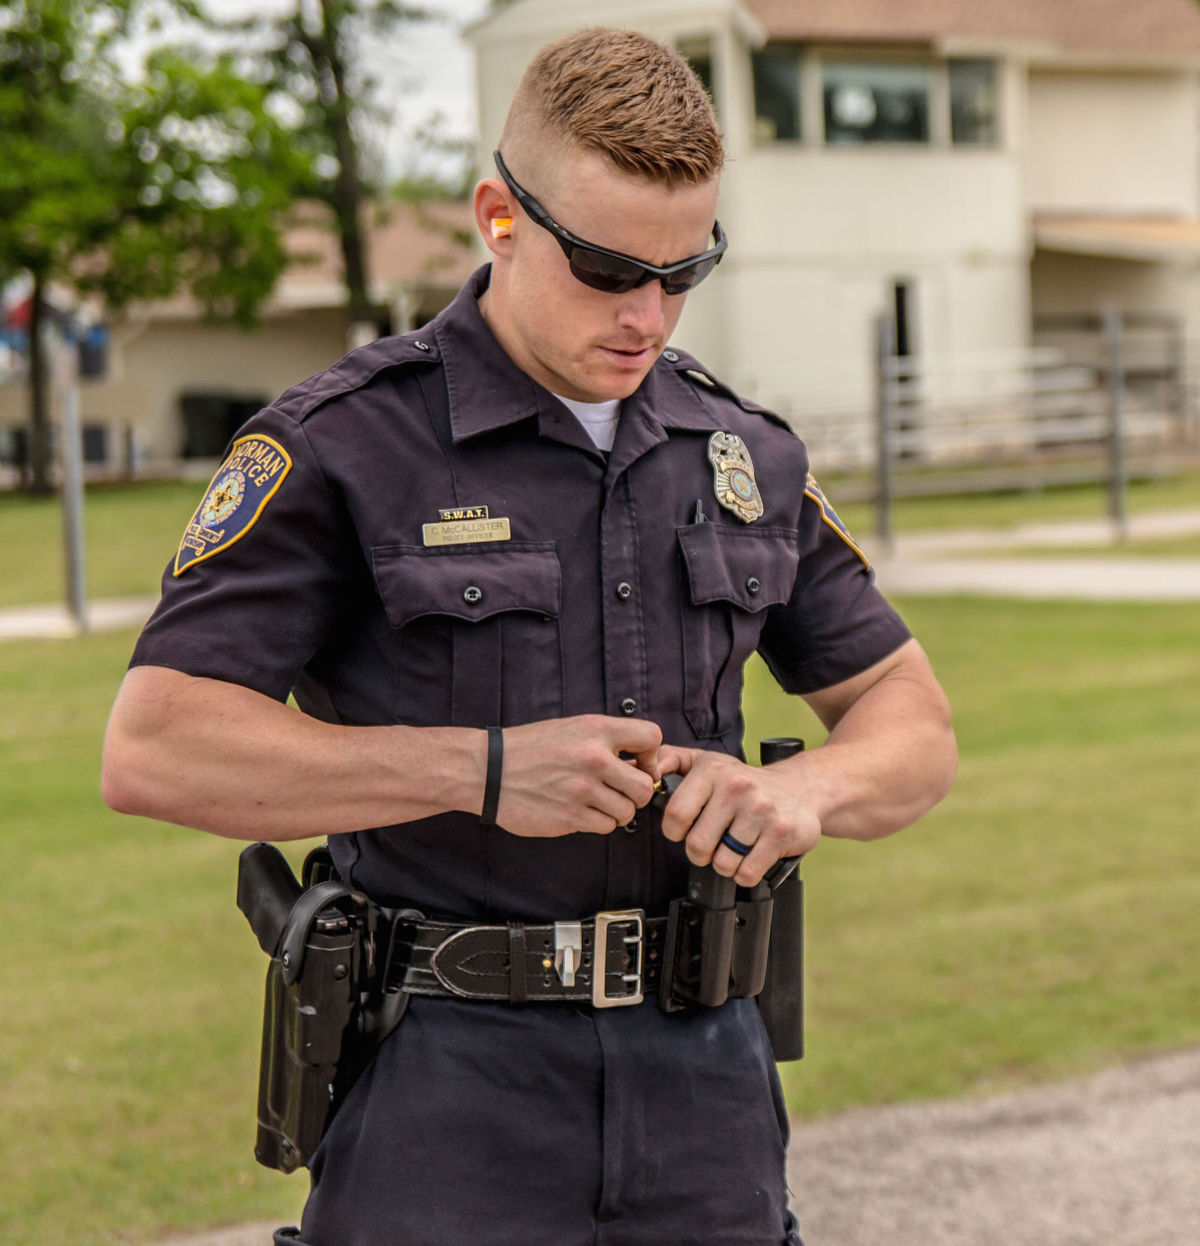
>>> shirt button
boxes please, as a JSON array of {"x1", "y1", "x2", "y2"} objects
[
  {"x1": 746, "y1": 576, "x2": 761, "y2": 594},
  {"x1": 414, "y1": 339, "x2": 431, "y2": 352},
  {"x1": 619, "y1": 697, "x2": 638, "y2": 716},
  {"x1": 662, "y1": 350, "x2": 679, "y2": 362},
  {"x1": 615, "y1": 581, "x2": 633, "y2": 601},
  {"x1": 463, "y1": 585, "x2": 483, "y2": 604}
]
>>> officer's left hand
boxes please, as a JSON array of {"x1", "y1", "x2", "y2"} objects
[{"x1": 655, "y1": 747, "x2": 821, "y2": 886}]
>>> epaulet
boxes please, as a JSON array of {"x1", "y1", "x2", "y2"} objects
[
  {"x1": 661, "y1": 348, "x2": 794, "y2": 432},
  {"x1": 272, "y1": 330, "x2": 443, "y2": 425}
]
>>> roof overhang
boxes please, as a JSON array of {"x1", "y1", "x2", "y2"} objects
[
  {"x1": 1033, "y1": 213, "x2": 1200, "y2": 263},
  {"x1": 739, "y1": 0, "x2": 1200, "y2": 60},
  {"x1": 468, "y1": 0, "x2": 764, "y2": 46}
]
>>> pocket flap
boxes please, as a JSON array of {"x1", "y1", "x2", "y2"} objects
[
  {"x1": 372, "y1": 544, "x2": 561, "y2": 628},
  {"x1": 678, "y1": 524, "x2": 798, "y2": 612}
]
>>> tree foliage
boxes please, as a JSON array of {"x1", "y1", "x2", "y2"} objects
[
  {"x1": 1, "y1": 0, "x2": 451, "y2": 494},
  {"x1": 0, "y1": 0, "x2": 320, "y2": 492},
  {"x1": 204, "y1": 0, "x2": 430, "y2": 327}
]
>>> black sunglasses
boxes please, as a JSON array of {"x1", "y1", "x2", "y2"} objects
[{"x1": 493, "y1": 150, "x2": 727, "y2": 296}]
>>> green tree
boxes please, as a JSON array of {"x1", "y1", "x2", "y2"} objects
[
  {"x1": 211, "y1": 0, "x2": 430, "y2": 337},
  {"x1": 0, "y1": 0, "x2": 315, "y2": 494}
]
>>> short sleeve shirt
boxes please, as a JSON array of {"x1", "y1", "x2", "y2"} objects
[{"x1": 132, "y1": 267, "x2": 911, "y2": 921}]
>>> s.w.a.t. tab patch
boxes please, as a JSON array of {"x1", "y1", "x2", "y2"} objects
[{"x1": 173, "y1": 434, "x2": 292, "y2": 576}]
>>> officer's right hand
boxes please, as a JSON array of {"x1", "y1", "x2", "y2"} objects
[{"x1": 489, "y1": 715, "x2": 662, "y2": 837}]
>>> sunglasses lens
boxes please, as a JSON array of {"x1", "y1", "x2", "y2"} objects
[
  {"x1": 661, "y1": 257, "x2": 720, "y2": 296},
  {"x1": 567, "y1": 247, "x2": 644, "y2": 294}
]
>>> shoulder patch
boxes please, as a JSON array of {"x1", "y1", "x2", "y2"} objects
[
  {"x1": 804, "y1": 474, "x2": 870, "y2": 570},
  {"x1": 173, "y1": 435, "x2": 293, "y2": 576}
]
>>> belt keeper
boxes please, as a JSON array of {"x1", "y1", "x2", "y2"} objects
[
  {"x1": 507, "y1": 922, "x2": 528, "y2": 1005},
  {"x1": 481, "y1": 725, "x2": 503, "y2": 826}
]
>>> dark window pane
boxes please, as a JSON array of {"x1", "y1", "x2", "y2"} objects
[
  {"x1": 753, "y1": 45, "x2": 802, "y2": 142},
  {"x1": 822, "y1": 62, "x2": 929, "y2": 145},
  {"x1": 678, "y1": 37, "x2": 715, "y2": 104},
  {"x1": 950, "y1": 59, "x2": 998, "y2": 145}
]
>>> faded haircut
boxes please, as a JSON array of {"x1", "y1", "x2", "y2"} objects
[{"x1": 498, "y1": 27, "x2": 724, "y2": 189}]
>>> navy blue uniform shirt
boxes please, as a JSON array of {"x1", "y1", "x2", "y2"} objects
[{"x1": 132, "y1": 266, "x2": 910, "y2": 923}]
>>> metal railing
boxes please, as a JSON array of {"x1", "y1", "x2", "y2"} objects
[{"x1": 735, "y1": 310, "x2": 1200, "y2": 545}]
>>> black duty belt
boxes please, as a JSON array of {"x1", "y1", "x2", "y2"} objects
[{"x1": 383, "y1": 909, "x2": 666, "y2": 1008}]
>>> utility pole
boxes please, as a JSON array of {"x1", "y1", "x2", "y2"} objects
[
  {"x1": 1103, "y1": 307, "x2": 1129, "y2": 543},
  {"x1": 873, "y1": 311, "x2": 896, "y2": 551},
  {"x1": 56, "y1": 331, "x2": 88, "y2": 633}
]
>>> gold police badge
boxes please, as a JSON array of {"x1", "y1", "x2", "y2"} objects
[{"x1": 708, "y1": 431, "x2": 763, "y2": 523}]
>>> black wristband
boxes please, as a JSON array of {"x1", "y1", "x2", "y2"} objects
[{"x1": 481, "y1": 726, "x2": 503, "y2": 826}]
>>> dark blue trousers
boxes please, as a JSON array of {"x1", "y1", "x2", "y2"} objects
[{"x1": 277, "y1": 995, "x2": 803, "y2": 1245}]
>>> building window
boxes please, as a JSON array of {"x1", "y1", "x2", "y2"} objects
[
  {"x1": 752, "y1": 44, "x2": 802, "y2": 142},
  {"x1": 823, "y1": 62, "x2": 930, "y2": 144},
  {"x1": 677, "y1": 36, "x2": 716, "y2": 105},
  {"x1": 949, "y1": 59, "x2": 999, "y2": 145}
]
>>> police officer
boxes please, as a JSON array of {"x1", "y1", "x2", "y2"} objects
[{"x1": 103, "y1": 27, "x2": 956, "y2": 1246}]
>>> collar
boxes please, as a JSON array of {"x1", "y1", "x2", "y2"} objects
[{"x1": 432, "y1": 266, "x2": 723, "y2": 453}]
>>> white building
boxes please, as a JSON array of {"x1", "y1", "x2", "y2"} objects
[{"x1": 470, "y1": 0, "x2": 1200, "y2": 459}]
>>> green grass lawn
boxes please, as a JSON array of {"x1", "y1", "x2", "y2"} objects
[
  {"x1": 755, "y1": 597, "x2": 1200, "y2": 1116},
  {"x1": 0, "y1": 465, "x2": 1198, "y2": 610},
  {"x1": 0, "y1": 629, "x2": 307, "y2": 1245},
  {"x1": 0, "y1": 480, "x2": 201, "y2": 607},
  {"x1": 3, "y1": 595, "x2": 1199, "y2": 1245}
]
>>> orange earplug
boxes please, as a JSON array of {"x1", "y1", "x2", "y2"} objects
[{"x1": 491, "y1": 217, "x2": 513, "y2": 239}]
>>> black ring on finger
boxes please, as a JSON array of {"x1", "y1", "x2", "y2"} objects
[{"x1": 720, "y1": 831, "x2": 753, "y2": 856}]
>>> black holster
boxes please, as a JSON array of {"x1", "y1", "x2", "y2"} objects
[
  {"x1": 237, "y1": 843, "x2": 408, "y2": 1173},
  {"x1": 656, "y1": 737, "x2": 806, "y2": 1061}
]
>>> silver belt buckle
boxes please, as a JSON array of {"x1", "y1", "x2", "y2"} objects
[{"x1": 592, "y1": 909, "x2": 645, "y2": 1008}]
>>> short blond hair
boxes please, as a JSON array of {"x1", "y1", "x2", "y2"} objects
[{"x1": 498, "y1": 27, "x2": 724, "y2": 189}]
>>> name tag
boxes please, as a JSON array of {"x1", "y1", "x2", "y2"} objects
[{"x1": 422, "y1": 517, "x2": 512, "y2": 547}]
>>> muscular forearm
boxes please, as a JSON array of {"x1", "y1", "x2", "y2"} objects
[
  {"x1": 794, "y1": 645, "x2": 957, "y2": 842},
  {"x1": 102, "y1": 666, "x2": 665, "y2": 843},
  {"x1": 659, "y1": 639, "x2": 956, "y2": 886},
  {"x1": 101, "y1": 666, "x2": 485, "y2": 840}
]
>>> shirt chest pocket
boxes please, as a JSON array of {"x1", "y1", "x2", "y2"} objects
[
  {"x1": 372, "y1": 543, "x2": 564, "y2": 728},
  {"x1": 677, "y1": 524, "x2": 799, "y2": 739}
]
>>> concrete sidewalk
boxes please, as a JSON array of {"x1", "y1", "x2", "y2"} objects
[
  {"x1": 872, "y1": 550, "x2": 1200, "y2": 599},
  {"x1": 865, "y1": 507, "x2": 1200, "y2": 601},
  {"x1": 0, "y1": 595, "x2": 156, "y2": 640}
]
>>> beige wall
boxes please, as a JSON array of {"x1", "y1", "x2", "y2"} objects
[
  {"x1": 1025, "y1": 68, "x2": 1200, "y2": 216},
  {"x1": 1032, "y1": 248, "x2": 1200, "y2": 345},
  {"x1": 727, "y1": 146, "x2": 1026, "y2": 262},
  {"x1": 0, "y1": 308, "x2": 350, "y2": 466},
  {"x1": 691, "y1": 145, "x2": 1031, "y2": 412}
]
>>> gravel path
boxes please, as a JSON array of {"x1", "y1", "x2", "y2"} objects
[{"x1": 787, "y1": 1046, "x2": 1200, "y2": 1246}]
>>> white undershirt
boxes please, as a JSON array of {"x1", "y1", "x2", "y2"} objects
[{"x1": 554, "y1": 394, "x2": 621, "y2": 452}]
